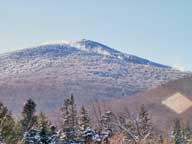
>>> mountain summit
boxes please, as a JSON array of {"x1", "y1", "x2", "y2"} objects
[
  {"x1": 1, "y1": 39, "x2": 169, "y2": 68},
  {"x1": 0, "y1": 39, "x2": 189, "y2": 114}
]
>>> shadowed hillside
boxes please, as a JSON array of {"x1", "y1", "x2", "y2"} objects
[{"x1": 104, "y1": 75, "x2": 192, "y2": 130}]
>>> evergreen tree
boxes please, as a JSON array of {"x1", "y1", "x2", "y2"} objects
[
  {"x1": 20, "y1": 99, "x2": 37, "y2": 133},
  {"x1": 79, "y1": 106, "x2": 90, "y2": 131},
  {"x1": 69, "y1": 94, "x2": 78, "y2": 132},
  {"x1": 60, "y1": 94, "x2": 79, "y2": 143},
  {"x1": 47, "y1": 126, "x2": 60, "y2": 144},
  {"x1": 23, "y1": 128, "x2": 40, "y2": 144},
  {"x1": 36, "y1": 112, "x2": 52, "y2": 143},
  {"x1": 23, "y1": 125, "x2": 59, "y2": 144},
  {"x1": 79, "y1": 106, "x2": 93, "y2": 143},
  {"x1": 0, "y1": 102, "x2": 17, "y2": 144},
  {"x1": 36, "y1": 112, "x2": 52, "y2": 134}
]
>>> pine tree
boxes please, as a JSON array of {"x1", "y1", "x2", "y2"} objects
[
  {"x1": 47, "y1": 126, "x2": 60, "y2": 144},
  {"x1": 60, "y1": 94, "x2": 79, "y2": 143},
  {"x1": 23, "y1": 128, "x2": 40, "y2": 144},
  {"x1": 36, "y1": 112, "x2": 52, "y2": 134},
  {"x1": 79, "y1": 106, "x2": 93, "y2": 143},
  {"x1": 36, "y1": 112, "x2": 52, "y2": 143},
  {"x1": 0, "y1": 102, "x2": 16, "y2": 143},
  {"x1": 70, "y1": 94, "x2": 78, "y2": 132},
  {"x1": 20, "y1": 99, "x2": 37, "y2": 133},
  {"x1": 79, "y1": 106, "x2": 90, "y2": 131}
]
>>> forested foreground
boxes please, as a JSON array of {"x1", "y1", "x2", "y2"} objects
[{"x1": 0, "y1": 95, "x2": 191, "y2": 144}]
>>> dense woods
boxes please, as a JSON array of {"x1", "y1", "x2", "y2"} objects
[{"x1": 0, "y1": 95, "x2": 191, "y2": 144}]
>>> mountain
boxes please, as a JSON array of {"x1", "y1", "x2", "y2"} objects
[{"x1": 0, "y1": 39, "x2": 189, "y2": 114}]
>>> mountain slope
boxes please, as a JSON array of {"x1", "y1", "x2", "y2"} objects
[
  {"x1": 105, "y1": 76, "x2": 192, "y2": 130},
  {"x1": 0, "y1": 39, "x2": 189, "y2": 114}
]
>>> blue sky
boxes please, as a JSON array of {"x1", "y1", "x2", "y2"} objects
[{"x1": 0, "y1": 0, "x2": 191, "y2": 71}]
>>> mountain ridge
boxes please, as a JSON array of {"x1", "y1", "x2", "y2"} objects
[
  {"x1": 0, "y1": 39, "x2": 189, "y2": 115},
  {"x1": 0, "y1": 39, "x2": 170, "y2": 68}
]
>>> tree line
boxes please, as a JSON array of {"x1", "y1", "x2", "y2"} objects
[{"x1": 0, "y1": 95, "x2": 191, "y2": 144}]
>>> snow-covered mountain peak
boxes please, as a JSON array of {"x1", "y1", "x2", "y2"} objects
[
  {"x1": 39, "y1": 39, "x2": 110, "y2": 50},
  {"x1": 9, "y1": 39, "x2": 119, "y2": 57},
  {"x1": 0, "y1": 39, "x2": 190, "y2": 116},
  {"x1": 0, "y1": 39, "x2": 172, "y2": 68},
  {"x1": 65, "y1": 39, "x2": 118, "y2": 56}
]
